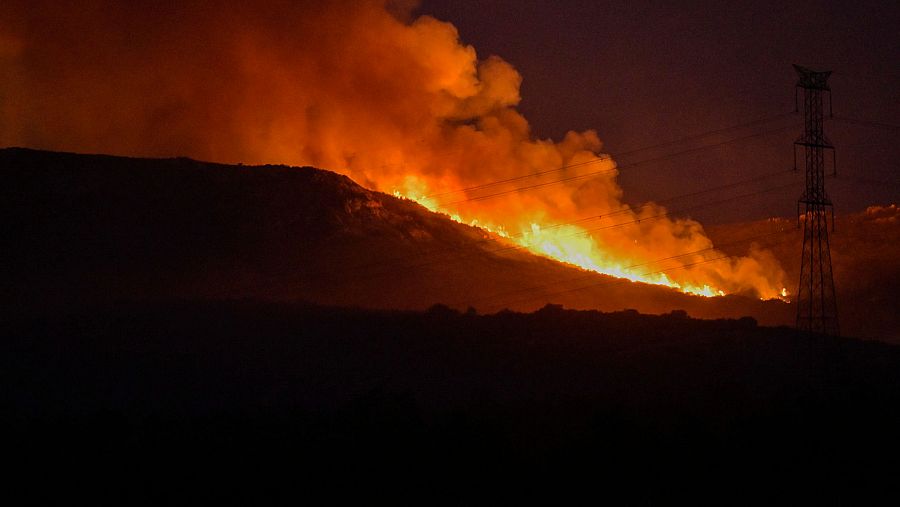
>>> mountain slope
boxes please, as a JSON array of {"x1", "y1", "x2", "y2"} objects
[
  {"x1": 708, "y1": 206, "x2": 900, "y2": 342},
  {"x1": 1, "y1": 147, "x2": 791, "y2": 324}
]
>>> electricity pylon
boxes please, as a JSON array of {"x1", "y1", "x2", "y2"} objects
[{"x1": 793, "y1": 64, "x2": 839, "y2": 336}]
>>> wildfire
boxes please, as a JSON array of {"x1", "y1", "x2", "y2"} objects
[
  {"x1": 393, "y1": 176, "x2": 510, "y2": 238},
  {"x1": 395, "y1": 188, "x2": 733, "y2": 298},
  {"x1": 3, "y1": 0, "x2": 788, "y2": 301}
]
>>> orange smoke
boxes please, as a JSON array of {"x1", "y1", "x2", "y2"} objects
[{"x1": 0, "y1": 0, "x2": 786, "y2": 298}]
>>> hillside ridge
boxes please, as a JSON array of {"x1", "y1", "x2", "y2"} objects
[{"x1": 1, "y1": 147, "x2": 794, "y2": 326}]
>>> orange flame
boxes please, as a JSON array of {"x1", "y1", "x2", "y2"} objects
[{"x1": 0, "y1": 0, "x2": 787, "y2": 299}]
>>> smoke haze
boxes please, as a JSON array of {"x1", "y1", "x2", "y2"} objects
[{"x1": 0, "y1": 0, "x2": 786, "y2": 298}]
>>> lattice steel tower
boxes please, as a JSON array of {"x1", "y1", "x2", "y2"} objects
[{"x1": 793, "y1": 64, "x2": 839, "y2": 336}]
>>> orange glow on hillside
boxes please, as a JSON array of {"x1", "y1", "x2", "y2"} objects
[
  {"x1": 1, "y1": 0, "x2": 788, "y2": 300},
  {"x1": 394, "y1": 185, "x2": 780, "y2": 299}
]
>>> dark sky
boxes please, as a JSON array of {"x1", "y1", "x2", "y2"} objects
[{"x1": 420, "y1": 0, "x2": 900, "y2": 223}]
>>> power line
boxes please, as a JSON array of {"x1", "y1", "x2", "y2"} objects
[
  {"x1": 424, "y1": 156, "x2": 610, "y2": 200},
  {"x1": 441, "y1": 163, "x2": 618, "y2": 205},
  {"x1": 568, "y1": 182, "x2": 795, "y2": 239},
  {"x1": 832, "y1": 69, "x2": 900, "y2": 81},
  {"x1": 424, "y1": 112, "x2": 797, "y2": 200},
  {"x1": 831, "y1": 116, "x2": 900, "y2": 131},
  {"x1": 503, "y1": 168, "x2": 794, "y2": 238},
  {"x1": 461, "y1": 228, "x2": 794, "y2": 308},
  {"x1": 345, "y1": 169, "x2": 796, "y2": 275},
  {"x1": 348, "y1": 171, "x2": 794, "y2": 276},
  {"x1": 610, "y1": 112, "x2": 797, "y2": 157},
  {"x1": 354, "y1": 180, "x2": 795, "y2": 282},
  {"x1": 480, "y1": 208, "x2": 888, "y2": 315},
  {"x1": 440, "y1": 123, "x2": 800, "y2": 206},
  {"x1": 829, "y1": 173, "x2": 900, "y2": 188}
]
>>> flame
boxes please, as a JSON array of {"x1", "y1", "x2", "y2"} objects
[
  {"x1": 1, "y1": 0, "x2": 788, "y2": 300},
  {"x1": 512, "y1": 222, "x2": 732, "y2": 297},
  {"x1": 395, "y1": 185, "x2": 774, "y2": 298}
]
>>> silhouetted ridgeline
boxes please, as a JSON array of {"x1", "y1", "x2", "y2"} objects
[
  {"x1": 4, "y1": 301, "x2": 900, "y2": 500},
  {"x1": 708, "y1": 207, "x2": 900, "y2": 342},
  {"x1": 0, "y1": 147, "x2": 793, "y2": 325},
  {"x1": 4, "y1": 148, "x2": 899, "y2": 499}
]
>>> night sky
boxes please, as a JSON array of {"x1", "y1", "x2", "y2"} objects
[
  {"x1": 2, "y1": 1, "x2": 897, "y2": 225},
  {"x1": 421, "y1": 0, "x2": 900, "y2": 223}
]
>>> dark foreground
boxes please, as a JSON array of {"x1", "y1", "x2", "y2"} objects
[{"x1": 4, "y1": 301, "x2": 900, "y2": 502}]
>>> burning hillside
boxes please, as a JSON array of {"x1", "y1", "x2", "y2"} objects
[
  {"x1": 1, "y1": 0, "x2": 786, "y2": 298},
  {"x1": 0, "y1": 148, "x2": 794, "y2": 326}
]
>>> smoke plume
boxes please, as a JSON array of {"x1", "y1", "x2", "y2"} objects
[{"x1": 0, "y1": 0, "x2": 786, "y2": 298}]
